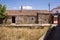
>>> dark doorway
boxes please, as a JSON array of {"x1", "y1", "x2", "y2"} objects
[
  {"x1": 12, "y1": 16, "x2": 15, "y2": 23},
  {"x1": 50, "y1": 15, "x2": 54, "y2": 24},
  {"x1": 58, "y1": 15, "x2": 60, "y2": 25}
]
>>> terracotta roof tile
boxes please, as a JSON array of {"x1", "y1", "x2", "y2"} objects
[{"x1": 5, "y1": 10, "x2": 51, "y2": 16}]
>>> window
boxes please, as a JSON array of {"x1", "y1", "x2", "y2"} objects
[
  {"x1": 32, "y1": 17, "x2": 34, "y2": 20},
  {"x1": 56, "y1": 11, "x2": 59, "y2": 13}
]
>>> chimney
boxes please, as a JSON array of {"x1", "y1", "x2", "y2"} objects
[{"x1": 21, "y1": 6, "x2": 23, "y2": 12}]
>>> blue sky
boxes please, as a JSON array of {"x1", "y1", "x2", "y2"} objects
[{"x1": 0, "y1": 0, "x2": 60, "y2": 10}]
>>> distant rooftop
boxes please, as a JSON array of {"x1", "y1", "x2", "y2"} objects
[{"x1": 52, "y1": 6, "x2": 60, "y2": 11}]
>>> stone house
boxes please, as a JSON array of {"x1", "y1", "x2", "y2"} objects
[
  {"x1": 3, "y1": 6, "x2": 60, "y2": 24},
  {"x1": 4, "y1": 10, "x2": 51, "y2": 24}
]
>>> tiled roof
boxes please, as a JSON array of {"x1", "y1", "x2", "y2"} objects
[
  {"x1": 5, "y1": 10, "x2": 51, "y2": 16},
  {"x1": 52, "y1": 6, "x2": 60, "y2": 11}
]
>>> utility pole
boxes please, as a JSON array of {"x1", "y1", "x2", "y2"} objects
[
  {"x1": 48, "y1": 3, "x2": 50, "y2": 12},
  {"x1": 48, "y1": 3, "x2": 51, "y2": 24}
]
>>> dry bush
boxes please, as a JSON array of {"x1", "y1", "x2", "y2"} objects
[{"x1": 0, "y1": 26, "x2": 49, "y2": 40}]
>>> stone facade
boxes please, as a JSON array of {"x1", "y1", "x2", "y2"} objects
[
  {"x1": 16, "y1": 15, "x2": 36, "y2": 24},
  {"x1": 38, "y1": 14, "x2": 49, "y2": 24},
  {"x1": 4, "y1": 10, "x2": 51, "y2": 24},
  {"x1": 5, "y1": 14, "x2": 50, "y2": 24},
  {"x1": 6, "y1": 15, "x2": 37, "y2": 24},
  {"x1": 6, "y1": 16, "x2": 12, "y2": 24}
]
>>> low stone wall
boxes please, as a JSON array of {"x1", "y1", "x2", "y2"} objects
[{"x1": 0, "y1": 24, "x2": 52, "y2": 27}]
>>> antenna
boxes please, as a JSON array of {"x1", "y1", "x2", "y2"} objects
[
  {"x1": 20, "y1": 0, "x2": 23, "y2": 10},
  {"x1": 20, "y1": 0, "x2": 22, "y2": 6},
  {"x1": 48, "y1": 3, "x2": 50, "y2": 12}
]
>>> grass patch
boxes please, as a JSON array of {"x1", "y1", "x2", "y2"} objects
[{"x1": 0, "y1": 26, "x2": 49, "y2": 40}]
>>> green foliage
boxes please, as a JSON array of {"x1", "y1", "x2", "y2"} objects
[{"x1": 0, "y1": 4, "x2": 6, "y2": 19}]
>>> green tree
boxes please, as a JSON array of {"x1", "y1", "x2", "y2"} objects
[{"x1": 0, "y1": 4, "x2": 6, "y2": 24}]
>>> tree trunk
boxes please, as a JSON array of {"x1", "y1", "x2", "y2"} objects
[{"x1": 0, "y1": 18, "x2": 3, "y2": 24}]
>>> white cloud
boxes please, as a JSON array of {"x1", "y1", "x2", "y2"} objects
[{"x1": 19, "y1": 6, "x2": 33, "y2": 10}]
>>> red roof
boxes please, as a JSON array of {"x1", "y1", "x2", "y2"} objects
[{"x1": 5, "y1": 10, "x2": 51, "y2": 16}]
